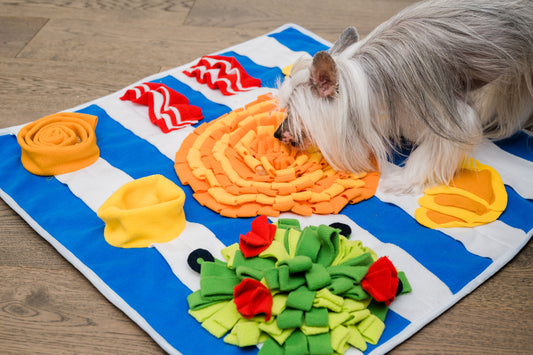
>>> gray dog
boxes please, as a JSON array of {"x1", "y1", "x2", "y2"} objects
[{"x1": 275, "y1": 0, "x2": 533, "y2": 193}]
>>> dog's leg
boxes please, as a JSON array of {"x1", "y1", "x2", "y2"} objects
[
  {"x1": 473, "y1": 73, "x2": 533, "y2": 139},
  {"x1": 381, "y1": 101, "x2": 481, "y2": 194},
  {"x1": 395, "y1": 136, "x2": 468, "y2": 193}
]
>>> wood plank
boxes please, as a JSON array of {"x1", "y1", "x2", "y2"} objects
[
  {"x1": 0, "y1": 58, "x2": 160, "y2": 128},
  {"x1": 0, "y1": 265, "x2": 165, "y2": 354},
  {"x1": 0, "y1": 0, "x2": 193, "y2": 19},
  {"x1": 0, "y1": 57, "x2": 158, "y2": 87},
  {"x1": 0, "y1": 16, "x2": 48, "y2": 58},
  {"x1": 0, "y1": 74, "x2": 118, "y2": 126},
  {"x1": 15, "y1": 18, "x2": 265, "y2": 68}
]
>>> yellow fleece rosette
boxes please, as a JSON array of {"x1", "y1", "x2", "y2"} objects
[
  {"x1": 97, "y1": 175, "x2": 186, "y2": 248},
  {"x1": 415, "y1": 159, "x2": 507, "y2": 229},
  {"x1": 17, "y1": 112, "x2": 100, "y2": 176}
]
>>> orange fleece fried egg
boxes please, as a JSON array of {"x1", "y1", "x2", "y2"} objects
[{"x1": 174, "y1": 94, "x2": 379, "y2": 218}]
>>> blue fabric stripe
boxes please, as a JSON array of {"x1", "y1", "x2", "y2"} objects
[
  {"x1": 77, "y1": 104, "x2": 255, "y2": 246},
  {"x1": 268, "y1": 27, "x2": 330, "y2": 55},
  {"x1": 495, "y1": 131, "x2": 533, "y2": 162},
  {"x1": 219, "y1": 50, "x2": 284, "y2": 89},
  {"x1": 365, "y1": 310, "x2": 411, "y2": 354},
  {"x1": 498, "y1": 186, "x2": 533, "y2": 230},
  {"x1": 343, "y1": 199, "x2": 492, "y2": 294},
  {"x1": 0, "y1": 134, "x2": 244, "y2": 355}
]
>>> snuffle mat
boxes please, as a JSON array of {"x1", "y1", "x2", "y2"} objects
[{"x1": 0, "y1": 24, "x2": 532, "y2": 355}]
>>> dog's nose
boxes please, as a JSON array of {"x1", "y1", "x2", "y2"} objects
[
  {"x1": 274, "y1": 126, "x2": 296, "y2": 146},
  {"x1": 274, "y1": 126, "x2": 282, "y2": 140}
]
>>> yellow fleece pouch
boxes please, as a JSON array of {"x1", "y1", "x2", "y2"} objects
[{"x1": 97, "y1": 175, "x2": 186, "y2": 248}]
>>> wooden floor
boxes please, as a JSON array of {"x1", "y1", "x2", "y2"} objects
[{"x1": 1, "y1": 1, "x2": 532, "y2": 354}]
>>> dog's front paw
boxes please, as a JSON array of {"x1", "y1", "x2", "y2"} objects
[
  {"x1": 379, "y1": 177, "x2": 423, "y2": 195},
  {"x1": 378, "y1": 164, "x2": 425, "y2": 195}
]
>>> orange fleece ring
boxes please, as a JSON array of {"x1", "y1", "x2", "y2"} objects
[
  {"x1": 17, "y1": 112, "x2": 100, "y2": 176},
  {"x1": 175, "y1": 94, "x2": 379, "y2": 218}
]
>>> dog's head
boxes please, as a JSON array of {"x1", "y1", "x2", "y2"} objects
[{"x1": 274, "y1": 27, "x2": 360, "y2": 149}]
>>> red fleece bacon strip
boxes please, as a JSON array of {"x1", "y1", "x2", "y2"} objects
[
  {"x1": 183, "y1": 55, "x2": 262, "y2": 96},
  {"x1": 120, "y1": 82, "x2": 203, "y2": 133}
]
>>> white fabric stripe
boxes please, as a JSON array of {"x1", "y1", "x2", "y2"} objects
[
  {"x1": 0, "y1": 124, "x2": 24, "y2": 136},
  {"x1": 441, "y1": 221, "x2": 528, "y2": 260},
  {"x1": 151, "y1": 222, "x2": 227, "y2": 292},
  {"x1": 271, "y1": 213, "x2": 453, "y2": 323},
  {"x1": 55, "y1": 158, "x2": 133, "y2": 212},
  {"x1": 95, "y1": 92, "x2": 195, "y2": 160},
  {"x1": 376, "y1": 162, "x2": 529, "y2": 260},
  {"x1": 476, "y1": 139, "x2": 533, "y2": 200},
  {"x1": 1, "y1": 125, "x2": 23, "y2": 136},
  {"x1": 228, "y1": 35, "x2": 312, "y2": 70}
]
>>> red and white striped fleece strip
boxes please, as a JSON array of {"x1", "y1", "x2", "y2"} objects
[
  {"x1": 183, "y1": 55, "x2": 262, "y2": 96},
  {"x1": 120, "y1": 82, "x2": 203, "y2": 133}
]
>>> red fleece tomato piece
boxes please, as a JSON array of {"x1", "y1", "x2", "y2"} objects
[{"x1": 361, "y1": 257, "x2": 399, "y2": 306}]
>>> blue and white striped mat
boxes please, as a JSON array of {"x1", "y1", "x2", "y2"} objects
[{"x1": 1, "y1": 24, "x2": 532, "y2": 355}]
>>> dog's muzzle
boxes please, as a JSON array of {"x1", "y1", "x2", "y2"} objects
[{"x1": 274, "y1": 125, "x2": 298, "y2": 147}]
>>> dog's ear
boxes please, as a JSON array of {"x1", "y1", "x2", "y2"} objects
[
  {"x1": 311, "y1": 51, "x2": 337, "y2": 98},
  {"x1": 329, "y1": 27, "x2": 359, "y2": 54}
]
